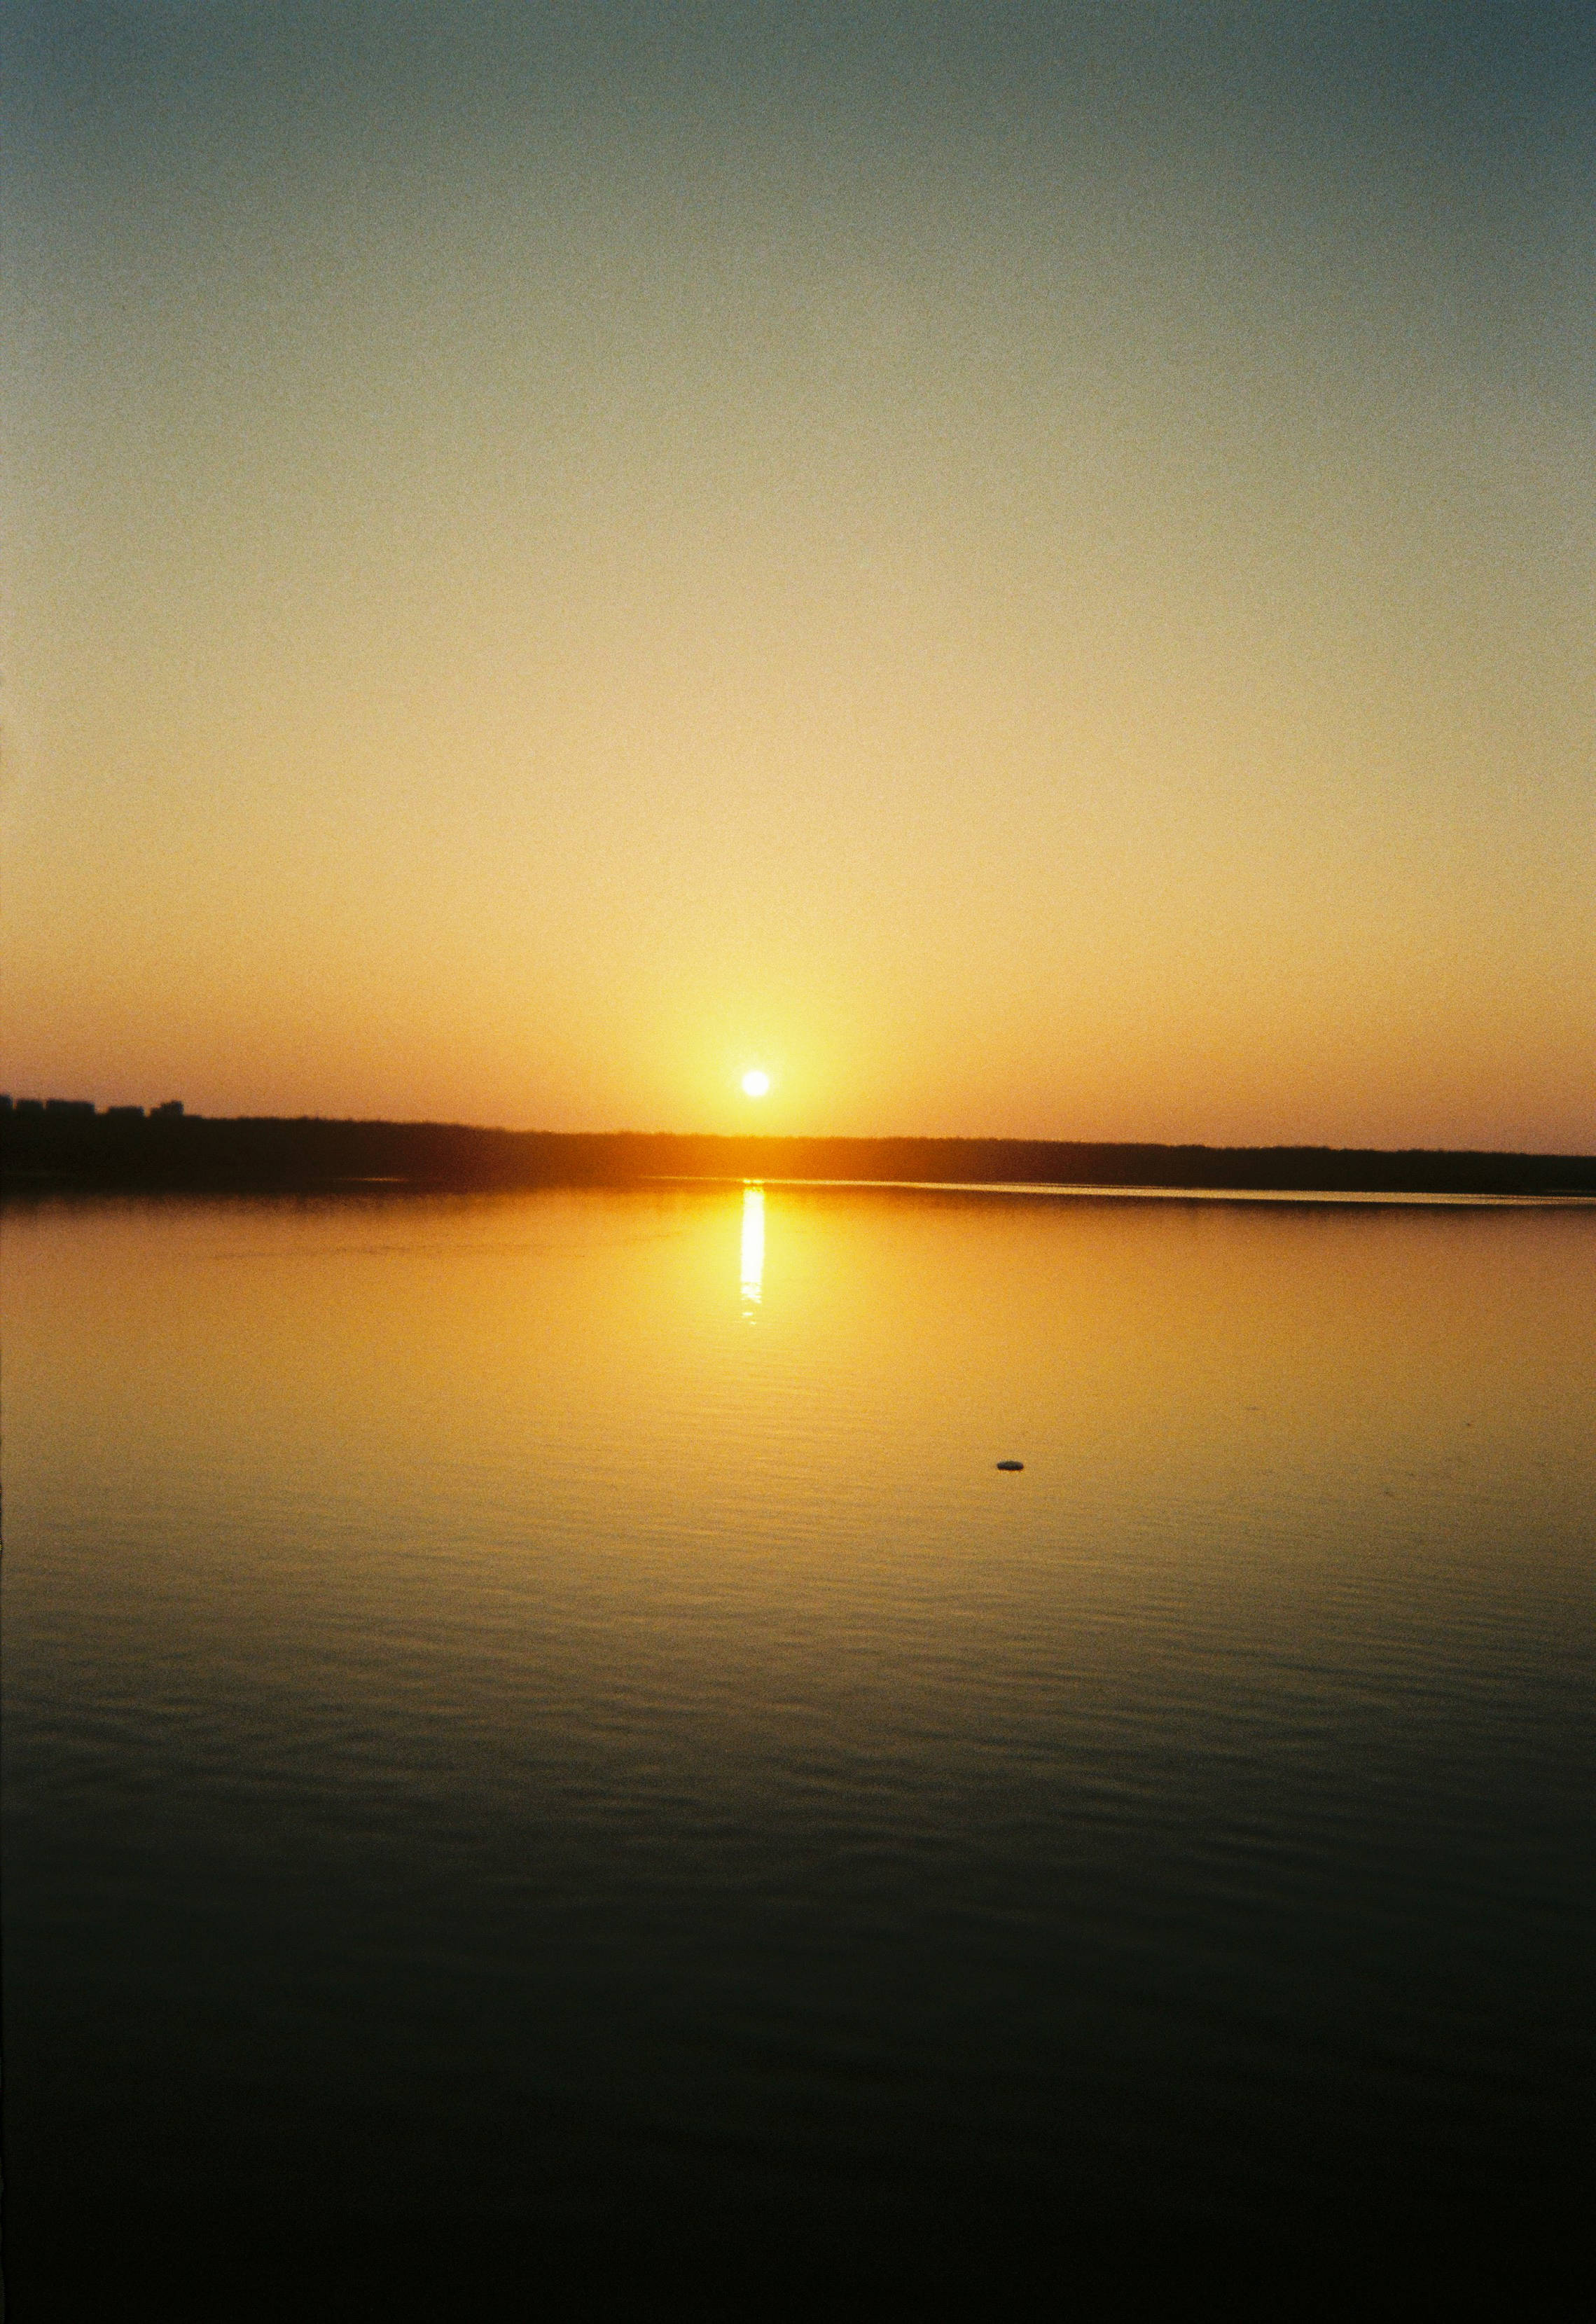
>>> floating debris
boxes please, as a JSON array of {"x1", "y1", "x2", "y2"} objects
[{"x1": 995, "y1": 1459, "x2": 1025, "y2": 1472}]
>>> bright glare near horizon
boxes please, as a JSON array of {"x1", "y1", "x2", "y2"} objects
[
  {"x1": 742, "y1": 1071, "x2": 772, "y2": 1100},
  {"x1": 1, "y1": 4, "x2": 1592, "y2": 1149}
]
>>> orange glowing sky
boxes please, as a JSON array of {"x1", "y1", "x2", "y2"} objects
[{"x1": 3, "y1": 4, "x2": 1592, "y2": 1147}]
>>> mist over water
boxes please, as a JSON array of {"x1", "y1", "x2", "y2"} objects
[{"x1": 4, "y1": 1187, "x2": 1591, "y2": 2316}]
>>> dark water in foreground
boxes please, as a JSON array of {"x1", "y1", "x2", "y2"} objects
[{"x1": 4, "y1": 1188, "x2": 1591, "y2": 2318}]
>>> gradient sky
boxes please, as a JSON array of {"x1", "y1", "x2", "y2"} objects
[{"x1": 3, "y1": 2, "x2": 1592, "y2": 1146}]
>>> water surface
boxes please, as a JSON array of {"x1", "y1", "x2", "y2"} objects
[{"x1": 4, "y1": 1187, "x2": 1590, "y2": 2316}]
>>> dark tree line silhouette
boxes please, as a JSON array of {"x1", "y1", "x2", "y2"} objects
[{"x1": 4, "y1": 1105, "x2": 1591, "y2": 1198}]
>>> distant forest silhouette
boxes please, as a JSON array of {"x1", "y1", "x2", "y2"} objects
[{"x1": 4, "y1": 1105, "x2": 1591, "y2": 1198}]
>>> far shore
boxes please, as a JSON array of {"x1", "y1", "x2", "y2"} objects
[{"x1": 4, "y1": 1108, "x2": 1592, "y2": 1200}]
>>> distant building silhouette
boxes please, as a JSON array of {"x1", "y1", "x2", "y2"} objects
[
  {"x1": 104, "y1": 1105, "x2": 146, "y2": 1121},
  {"x1": 45, "y1": 1098, "x2": 95, "y2": 1117},
  {"x1": 153, "y1": 1100, "x2": 185, "y2": 1117}
]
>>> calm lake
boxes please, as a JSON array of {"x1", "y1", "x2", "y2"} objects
[{"x1": 3, "y1": 1187, "x2": 1590, "y2": 2318}]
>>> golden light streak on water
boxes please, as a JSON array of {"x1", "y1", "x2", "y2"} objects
[{"x1": 740, "y1": 1182, "x2": 765, "y2": 1313}]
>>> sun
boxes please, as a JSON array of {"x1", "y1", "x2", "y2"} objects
[{"x1": 740, "y1": 1069, "x2": 771, "y2": 1098}]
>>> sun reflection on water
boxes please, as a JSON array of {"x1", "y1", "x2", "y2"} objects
[{"x1": 740, "y1": 1184, "x2": 765, "y2": 1313}]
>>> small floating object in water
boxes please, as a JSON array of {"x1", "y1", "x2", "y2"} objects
[{"x1": 995, "y1": 1459, "x2": 1025, "y2": 1471}]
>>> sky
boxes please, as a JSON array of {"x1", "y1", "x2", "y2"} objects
[{"x1": 3, "y1": 1, "x2": 1592, "y2": 1147}]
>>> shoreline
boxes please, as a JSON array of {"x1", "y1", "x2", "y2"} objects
[{"x1": 5, "y1": 1112, "x2": 1592, "y2": 1201}]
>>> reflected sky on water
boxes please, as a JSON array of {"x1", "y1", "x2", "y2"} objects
[{"x1": 3, "y1": 1186, "x2": 1591, "y2": 2319}]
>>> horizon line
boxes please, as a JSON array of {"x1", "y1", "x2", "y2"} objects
[{"x1": 4, "y1": 1100, "x2": 1591, "y2": 1165}]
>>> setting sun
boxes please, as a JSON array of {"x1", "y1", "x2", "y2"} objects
[{"x1": 741, "y1": 1070, "x2": 771, "y2": 1099}]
